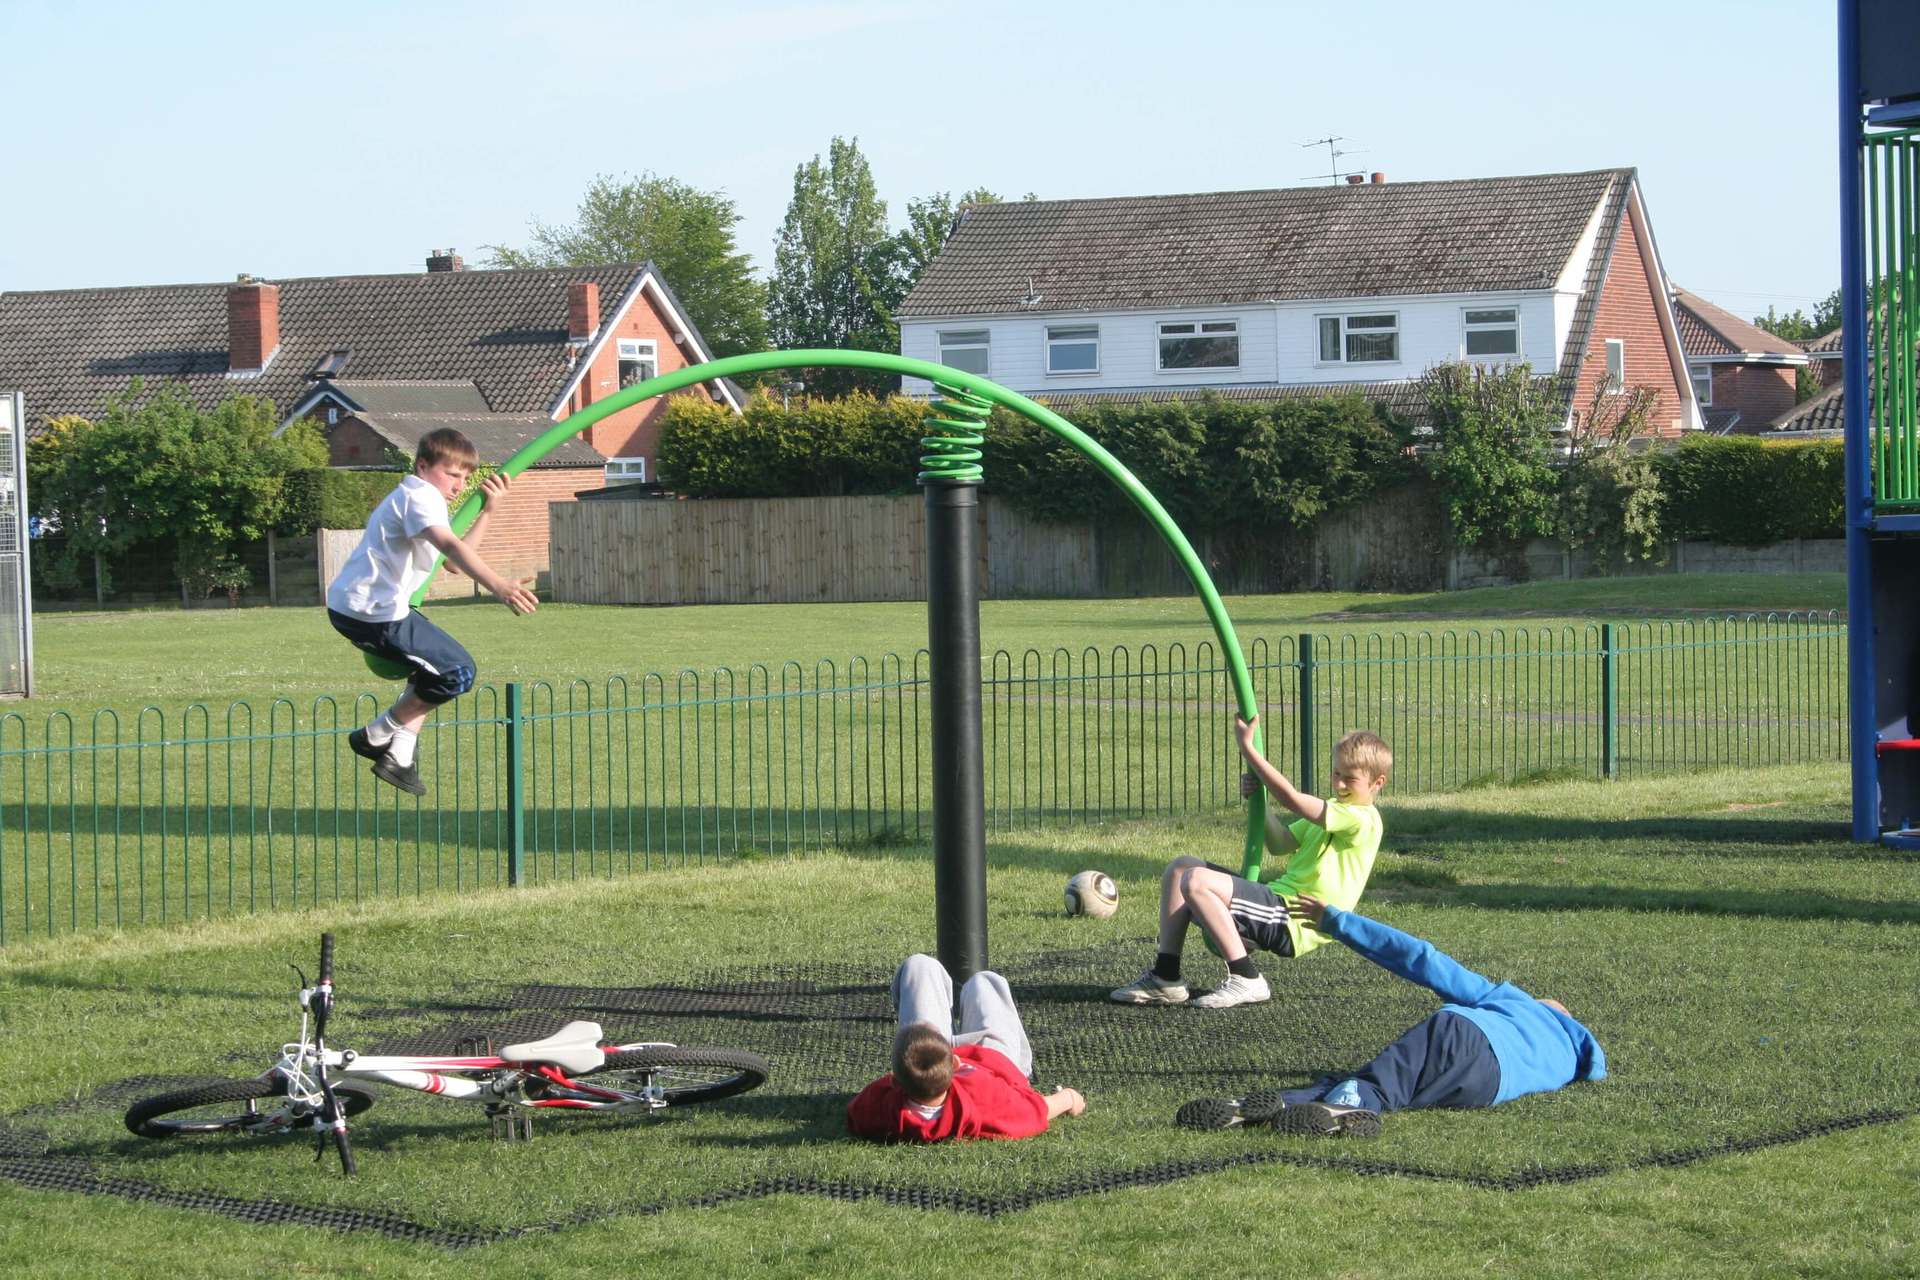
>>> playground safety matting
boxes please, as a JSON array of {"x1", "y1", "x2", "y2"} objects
[{"x1": 3, "y1": 936, "x2": 1914, "y2": 1245}]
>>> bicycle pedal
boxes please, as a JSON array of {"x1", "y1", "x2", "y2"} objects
[{"x1": 489, "y1": 1111, "x2": 534, "y2": 1142}]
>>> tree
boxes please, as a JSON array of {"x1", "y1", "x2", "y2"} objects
[
  {"x1": 1421, "y1": 362, "x2": 1561, "y2": 556},
  {"x1": 487, "y1": 173, "x2": 767, "y2": 359},
  {"x1": 1558, "y1": 385, "x2": 1664, "y2": 569},
  {"x1": 30, "y1": 382, "x2": 327, "y2": 597},
  {"x1": 895, "y1": 188, "x2": 1001, "y2": 282},
  {"x1": 766, "y1": 138, "x2": 901, "y2": 398},
  {"x1": 1752, "y1": 288, "x2": 1842, "y2": 342}
]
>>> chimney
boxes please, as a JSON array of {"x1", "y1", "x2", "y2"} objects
[
  {"x1": 426, "y1": 248, "x2": 466, "y2": 273},
  {"x1": 1370, "y1": 171, "x2": 1386, "y2": 184},
  {"x1": 568, "y1": 281, "x2": 600, "y2": 341},
  {"x1": 1345, "y1": 174, "x2": 1365, "y2": 185},
  {"x1": 228, "y1": 280, "x2": 280, "y2": 373}
]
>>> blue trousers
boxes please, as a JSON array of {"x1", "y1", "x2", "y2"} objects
[{"x1": 1284, "y1": 1010, "x2": 1500, "y2": 1113}]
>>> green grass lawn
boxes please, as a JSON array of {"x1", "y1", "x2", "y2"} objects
[{"x1": 2, "y1": 762, "x2": 1915, "y2": 1278}]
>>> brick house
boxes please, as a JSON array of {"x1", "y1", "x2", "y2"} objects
[
  {"x1": 0, "y1": 252, "x2": 742, "y2": 590},
  {"x1": 1670, "y1": 288, "x2": 1810, "y2": 433},
  {"x1": 896, "y1": 168, "x2": 1699, "y2": 435},
  {"x1": 1798, "y1": 327, "x2": 1845, "y2": 390}
]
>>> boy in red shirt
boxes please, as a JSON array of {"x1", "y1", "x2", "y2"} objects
[{"x1": 846, "y1": 954, "x2": 1087, "y2": 1142}]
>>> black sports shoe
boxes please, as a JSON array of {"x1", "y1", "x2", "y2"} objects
[
  {"x1": 347, "y1": 728, "x2": 387, "y2": 762},
  {"x1": 1175, "y1": 1088, "x2": 1288, "y2": 1131},
  {"x1": 371, "y1": 756, "x2": 427, "y2": 797},
  {"x1": 1271, "y1": 1101, "x2": 1382, "y2": 1138}
]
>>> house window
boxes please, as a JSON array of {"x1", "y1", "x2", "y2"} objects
[
  {"x1": 617, "y1": 339, "x2": 657, "y2": 389},
  {"x1": 1689, "y1": 362, "x2": 1712, "y2": 406},
  {"x1": 1317, "y1": 313, "x2": 1400, "y2": 364},
  {"x1": 1046, "y1": 325, "x2": 1100, "y2": 374},
  {"x1": 1605, "y1": 339, "x2": 1626, "y2": 391},
  {"x1": 326, "y1": 406, "x2": 338, "y2": 425},
  {"x1": 1462, "y1": 307, "x2": 1520, "y2": 358},
  {"x1": 1158, "y1": 319, "x2": 1240, "y2": 370},
  {"x1": 605, "y1": 457, "x2": 647, "y2": 484},
  {"x1": 938, "y1": 329, "x2": 991, "y2": 375}
]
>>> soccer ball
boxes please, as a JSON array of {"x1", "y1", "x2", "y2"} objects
[{"x1": 1064, "y1": 870, "x2": 1119, "y2": 919}]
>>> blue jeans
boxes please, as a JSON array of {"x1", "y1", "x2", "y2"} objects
[
  {"x1": 1284, "y1": 1010, "x2": 1501, "y2": 1113},
  {"x1": 329, "y1": 609, "x2": 475, "y2": 705}
]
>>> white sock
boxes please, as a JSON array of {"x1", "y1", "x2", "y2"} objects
[
  {"x1": 365, "y1": 712, "x2": 399, "y2": 746},
  {"x1": 387, "y1": 729, "x2": 418, "y2": 767}
]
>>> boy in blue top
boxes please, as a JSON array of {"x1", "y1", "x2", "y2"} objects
[
  {"x1": 327, "y1": 428, "x2": 537, "y2": 796},
  {"x1": 1179, "y1": 894, "x2": 1606, "y2": 1136}
]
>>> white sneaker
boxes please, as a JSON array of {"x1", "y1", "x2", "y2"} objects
[
  {"x1": 1109, "y1": 971, "x2": 1190, "y2": 1005},
  {"x1": 1192, "y1": 973, "x2": 1271, "y2": 1009}
]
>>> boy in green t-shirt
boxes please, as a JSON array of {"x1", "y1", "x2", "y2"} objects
[{"x1": 1111, "y1": 718, "x2": 1391, "y2": 1010}]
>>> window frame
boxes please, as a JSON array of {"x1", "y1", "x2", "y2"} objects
[
  {"x1": 1155, "y1": 317, "x2": 1241, "y2": 373},
  {"x1": 1314, "y1": 312, "x2": 1402, "y2": 366},
  {"x1": 604, "y1": 457, "x2": 647, "y2": 484},
  {"x1": 1460, "y1": 306, "x2": 1521, "y2": 360},
  {"x1": 1605, "y1": 338, "x2": 1626, "y2": 391},
  {"x1": 1689, "y1": 361, "x2": 1712, "y2": 406},
  {"x1": 937, "y1": 328, "x2": 992, "y2": 376},
  {"x1": 617, "y1": 338, "x2": 658, "y2": 389},
  {"x1": 1045, "y1": 324, "x2": 1101, "y2": 376}
]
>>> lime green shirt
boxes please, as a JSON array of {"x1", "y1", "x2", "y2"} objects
[{"x1": 1266, "y1": 800, "x2": 1384, "y2": 956}]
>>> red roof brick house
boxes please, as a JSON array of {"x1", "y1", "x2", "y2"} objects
[
  {"x1": 1797, "y1": 327, "x2": 1845, "y2": 391},
  {"x1": 0, "y1": 253, "x2": 741, "y2": 588},
  {"x1": 1670, "y1": 288, "x2": 1810, "y2": 433},
  {"x1": 896, "y1": 168, "x2": 1700, "y2": 436}
]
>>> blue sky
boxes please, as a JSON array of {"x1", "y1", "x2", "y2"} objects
[{"x1": 0, "y1": 0, "x2": 1840, "y2": 323}]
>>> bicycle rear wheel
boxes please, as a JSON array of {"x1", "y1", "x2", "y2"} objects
[
  {"x1": 125, "y1": 1077, "x2": 377, "y2": 1138},
  {"x1": 585, "y1": 1047, "x2": 769, "y2": 1106}
]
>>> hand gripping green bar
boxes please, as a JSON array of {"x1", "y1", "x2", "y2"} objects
[{"x1": 411, "y1": 349, "x2": 1272, "y2": 879}]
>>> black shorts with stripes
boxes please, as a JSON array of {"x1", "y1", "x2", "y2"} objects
[{"x1": 1204, "y1": 861, "x2": 1297, "y2": 957}]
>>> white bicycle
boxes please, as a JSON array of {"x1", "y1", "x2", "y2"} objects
[{"x1": 124, "y1": 933, "x2": 770, "y2": 1175}]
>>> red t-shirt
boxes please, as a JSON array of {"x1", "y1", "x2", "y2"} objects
[{"x1": 845, "y1": 1044, "x2": 1049, "y2": 1141}]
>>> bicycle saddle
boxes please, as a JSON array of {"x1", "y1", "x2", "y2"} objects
[{"x1": 500, "y1": 1020, "x2": 606, "y2": 1074}]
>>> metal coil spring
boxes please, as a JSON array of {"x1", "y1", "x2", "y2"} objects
[{"x1": 919, "y1": 382, "x2": 989, "y2": 483}]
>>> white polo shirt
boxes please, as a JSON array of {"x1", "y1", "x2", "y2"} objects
[{"x1": 325, "y1": 475, "x2": 452, "y2": 622}]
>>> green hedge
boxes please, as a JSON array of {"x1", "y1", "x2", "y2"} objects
[
  {"x1": 1652, "y1": 437, "x2": 1843, "y2": 546},
  {"x1": 278, "y1": 469, "x2": 408, "y2": 533},
  {"x1": 658, "y1": 391, "x2": 1415, "y2": 537}
]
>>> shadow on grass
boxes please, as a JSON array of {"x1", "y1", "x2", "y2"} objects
[
  {"x1": 1450, "y1": 881, "x2": 1920, "y2": 927},
  {"x1": 1388, "y1": 807, "x2": 1853, "y2": 852}
]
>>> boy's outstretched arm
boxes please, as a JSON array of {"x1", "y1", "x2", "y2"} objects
[
  {"x1": 422, "y1": 525, "x2": 538, "y2": 615},
  {"x1": 1235, "y1": 715, "x2": 1326, "y2": 824}
]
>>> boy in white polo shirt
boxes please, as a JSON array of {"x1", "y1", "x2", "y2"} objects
[{"x1": 326, "y1": 428, "x2": 537, "y2": 796}]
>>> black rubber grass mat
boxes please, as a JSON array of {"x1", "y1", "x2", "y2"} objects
[{"x1": 5, "y1": 938, "x2": 1914, "y2": 1244}]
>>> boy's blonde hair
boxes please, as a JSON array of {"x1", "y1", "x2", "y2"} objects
[
  {"x1": 416, "y1": 427, "x2": 479, "y2": 470},
  {"x1": 892, "y1": 1023, "x2": 955, "y2": 1103},
  {"x1": 1334, "y1": 730, "x2": 1393, "y2": 782}
]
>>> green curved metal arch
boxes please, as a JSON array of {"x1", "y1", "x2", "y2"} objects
[{"x1": 417, "y1": 349, "x2": 1272, "y2": 877}]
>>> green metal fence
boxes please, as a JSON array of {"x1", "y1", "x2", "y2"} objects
[
  {"x1": 0, "y1": 613, "x2": 1846, "y2": 946},
  {"x1": 1866, "y1": 127, "x2": 1920, "y2": 509}
]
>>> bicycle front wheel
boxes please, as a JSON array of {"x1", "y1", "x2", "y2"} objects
[
  {"x1": 125, "y1": 1077, "x2": 377, "y2": 1138},
  {"x1": 586, "y1": 1047, "x2": 769, "y2": 1106}
]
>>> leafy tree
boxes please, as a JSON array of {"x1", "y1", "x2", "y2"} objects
[
  {"x1": 766, "y1": 137, "x2": 901, "y2": 398},
  {"x1": 1421, "y1": 362, "x2": 1561, "y2": 555},
  {"x1": 30, "y1": 382, "x2": 327, "y2": 596},
  {"x1": 1752, "y1": 288, "x2": 1842, "y2": 342},
  {"x1": 487, "y1": 173, "x2": 767, "y2": 358},
  {"x1": 894, "y1": 188, "x2": 1001, "y2": 282},
  {"x1": 1558, "y1": 385, "x2": 1664, "y2": 569}
]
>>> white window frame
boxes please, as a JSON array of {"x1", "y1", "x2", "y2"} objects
[
  {"x1": 1689, "y1": 361, "x2": 1712, "y2": 406},
  {"x1": 604, "y1": 457, "x2": 647, "y2": 484},
  {"x1": 937, "y1": 328, "x2": 991, "y2": 376},
  {"x1": 1605, "y1": 339, "x2": 1626, "y2": 391},
  {"x1": 617, "y1": 338, "x2": 657, "y2": 389},
  {"x1": 1156, "y1": 318, "x2": 1241, "y2": 373},
  {"x1": 1461, "y1": 306, "x2": 1521, "y2": 360},
  {"x1": 1045, "y1": 324, "x2": 1101, "y2": 376},
  {"x1": 1315, "y1": 312, "x2": 1402, "y2": 366}
]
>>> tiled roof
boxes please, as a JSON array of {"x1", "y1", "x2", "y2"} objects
[
  {"x1": 1762, "y1": 384, "x2": 1845, "y2": 435},
  {"x1": 326, "y1": 379, "x2": 492, "y2": 414},
  {"x1": 0, "y1": 264, "x2": 645, "y2": 434},
  {"x1": 350, "y1": 410, "x2": 604, "y2": 468},
  {"x1": 1671, "y1": 289, "x2": 1807, "y2": 359},
  {"x1": 1798, "y1": 327, "x2": 1844, "y2": 355},
  {"x1": 898, "y1": 169, "x2": 1631, "y2": 318}
]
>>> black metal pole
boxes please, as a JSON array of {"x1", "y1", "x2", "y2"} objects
[{"x1": 925, "y1": 482, "x2": 987, "y2": 983}]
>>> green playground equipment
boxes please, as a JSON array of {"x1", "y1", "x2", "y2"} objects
[{"x1": 397, "y1": 349, "x2": 1273, "y2": 879}]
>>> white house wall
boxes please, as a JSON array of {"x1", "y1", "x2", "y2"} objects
[{"x1": 901, "y1": 291, "x2": 1562, "y2": 396}]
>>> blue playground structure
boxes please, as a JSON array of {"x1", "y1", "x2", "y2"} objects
[{"x1": 1841, "y1": 0, "x2": 1920, "y2": 845}]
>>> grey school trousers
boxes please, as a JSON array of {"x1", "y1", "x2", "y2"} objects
[{"x1": 892, "y1": 953, "x2": 1034, "y2": 1078}]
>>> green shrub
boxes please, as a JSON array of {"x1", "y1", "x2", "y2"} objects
[
  {"x1": 657, "y1": 392, "x2": 924, "y2": 497},
  {"x1": 1420, "y1": 363, "x2": 1562, "y2": 552},
  {"x1": 278, "y1": 468, "x2": 409, "y2": 532},
  {"x1": 1652, "y1": 437, "x2": 1842, "y2": 545}
]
